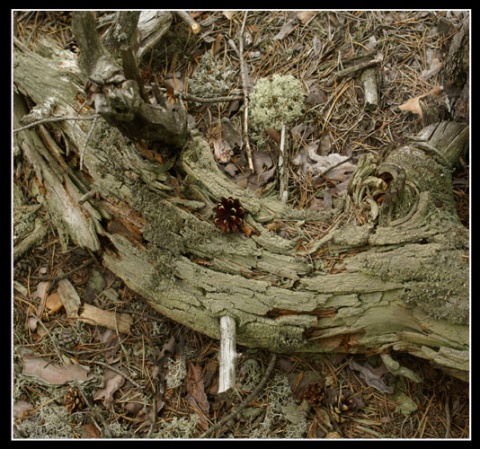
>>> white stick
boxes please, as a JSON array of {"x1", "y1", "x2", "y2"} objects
[
  {"x1": 278, "y1": 123, "x2": 288, "y2": 203},
  {"x1": 218, "y1": 316, "x2": 237, "y2": 393}
]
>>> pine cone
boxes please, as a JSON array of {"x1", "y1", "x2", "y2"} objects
[
  {"x1": 300, "y1": 381, "x2": 325, "y2": 406},
  {"x1": 64, "y1": 387, "x2": 85, "y2": 414},
  {"x1": 213, "y1": 197, "x2": 246, "y2": 234},
  {"x1": 327, "y1": 388, "x2": 364, "y2": 423}
]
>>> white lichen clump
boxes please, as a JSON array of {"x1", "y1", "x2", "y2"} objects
[
  {"x1": 165, "y1": 355, "x2": 187, "y2": 389},
  {"x1": 252, "y1": 374, "x2": 307, "y2": 438},
  {"x1": 189, "y1": 51, "x2": 236, "y2": 98},
  {"x1": 249, "y1": 74, "x2": 305, "y2": 140}
]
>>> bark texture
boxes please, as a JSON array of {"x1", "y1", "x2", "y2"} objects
[{"x1": 13, "y1": 24, "x2": 469, "y2": 381}]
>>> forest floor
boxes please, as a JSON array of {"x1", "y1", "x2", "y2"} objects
[{"x1": 13, "y1": 10, "x2": 470, "y2": 439}]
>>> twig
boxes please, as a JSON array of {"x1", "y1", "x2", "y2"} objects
[
  {"x1": 176, "y1": 11, "x2": 200, "y2": 34},
  {"x1": 278, "y1": 124, "x2": 288, "y2": 203},
  {"x1": 326, "y1": 58, "x2": 381, "y2": 87},
  {"x1": 200, "y1": 352, "x2": 277, "y2": 438},
  {"x1": 218, "y1": 316, "x2": 237, "y2": 394},
  {"x1": 238, "y1": 11, "x2": 254, "y2": 172},
  {"x1": 13, "y1": 115, "x2": 96, "y2": 133},
  {"x1": 177, "y1": 91, "x2": 244, "y2": 104}
]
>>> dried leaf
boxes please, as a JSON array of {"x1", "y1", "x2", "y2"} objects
[
  {"x1": 420, "y1": 58, "x2": 443, "y2": 81},
  {"x1": 33, "y1": 281, "x2": 49, "y2": 317},
  {"x1": 296, "y1": 11, "x2": 317, "y2": 24},
  {"x1": 222, "y1": 11, "x2": 236, "y2": 20},
  {"x1": 212, "y1": 34, "x2": 224, "y2": 56},
  {"x1": 398, "y1": 96, "x2": 423, "y2": 118},
  {"x1": 274, "y1": 18, "x2": 299, "y2": 40},
  {"x1": 46, "y1": 291, "x2": 63, "y2": 314},
  {"x1": 349, "y1": 360, "x2": 394, "y2": 394},
  {"x1": 22, "y1": 354, "x2": 90, "y2": 385},
  {"x1": 82, "y1": 422, "x2": 102, "y2": 439},
  {"x1": 93, "y1": 367, "x2": 125, "y2": 407},
  {"x1": 398, "y1": 85, "x2": 443, "y2": 120},
  {"x1": 14, "y1": 400, "x2": 34, "y2": 420},
  {"x1": 186, "y1": 363, "x2": 210, "y2": 429}
]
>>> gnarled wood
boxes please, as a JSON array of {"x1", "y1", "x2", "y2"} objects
[{"x1": 13, "y1": 23, "x2": 469, "y2": 381}]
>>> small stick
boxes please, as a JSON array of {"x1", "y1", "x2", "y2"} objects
[
  {"x1": 326, "y1": 58, "x2": 381, "y2": 87},
  {"x1": 218, "y1": 316, "x2": 237, "y2": 393},
  {"x1": 13, "y1": 115, "x2": 95, "y2": 133},
  {"x1": 176, "y1": 11, "x2": 200, "y2": 34},
  {"x1": 177, "y1": 92, "x2": 244, "y2": 104},
  {"x1": 239, "y1": 11, "x2": 254, "y2": 172},
  {"x1": 361, "y1": 67, "x2": 379, "y2": 112},
  {"x1": 278, "y1": 123, "x2": 289, "y2": 203}
]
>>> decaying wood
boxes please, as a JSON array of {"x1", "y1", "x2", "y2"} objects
[
  {"x1": 71, "y1": 12, "x2": 188, "y2": 155},
  {"x1": 13, "y1": 24, "x2": 469, "y2": 381},
  {"x1": 218, "y1": 316, "x2": 237, "y2": 393}
]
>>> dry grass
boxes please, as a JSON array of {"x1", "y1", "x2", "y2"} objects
[{"x1": 13, "y1": 10, "x2": 469, "y2": 439}]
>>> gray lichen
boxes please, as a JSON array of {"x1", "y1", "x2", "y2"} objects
[
  {"x1": 189, "y1": 51, "x2": 236, "y2": 98},
  {"x1": 249, "y1": 74, "x2": 305, "y2": 141}
]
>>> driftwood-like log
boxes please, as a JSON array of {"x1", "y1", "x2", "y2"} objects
[
  {"x1": 71, "y1": 12, "x2": 188, "y2": 155},
  {"x1": 13, "y1": 26, "x2": 469, "y2": 381}
]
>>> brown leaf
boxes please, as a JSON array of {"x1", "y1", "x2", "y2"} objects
[
  {"x1": 349, "y1": 360, "x2": 394, "y2": 394},
  {"x1": 186, "y1": 363, "x2": 210, "y2": 429},
  {"x1": 22, "y1": 354, "x2": 90, "y2": 385},
  {"x1": 82, "y1": 422, "x2": 102, "y2": 439},
  {"x1": 14, "y1": 400, "x2": 34, "y2": 420},
  {"x1": 93, "y1": 367, "x2": 125, "y2": 407},
  {"x1": 296, "y1": 11, "x2": 317, "y2": 24},
  {"x1": 274, "y1": 18, "x2": 299, "y2": 40},
  {"x1": 57, "y1": 279, "x2": 81, "y2": 317},
  {"x1": 46, "y1": 291, "x2": 63, "y2": 314},
  {"x1": 398, "y1": 85, "x2": 443, "y2": 120},
  {"x1": 222, "y1": 11, "x2": 236, "y2": 20}
]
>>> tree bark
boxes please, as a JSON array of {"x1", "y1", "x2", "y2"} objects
[{"x1": 13, "y1": 21, "x2": 469, "y2": 381}]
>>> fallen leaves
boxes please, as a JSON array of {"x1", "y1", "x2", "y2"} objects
[
  {"x1": 21, "y1": 353, "x2": 90, "y2": 385},
  {"x1": 348, "y1": 360, "x2": 394, "y2": 394},
  {"x1": 93, "y1": 365, "x2": 126, "y2": 407},
  {"x1": 186, "y1": 363, "x2": 210, "y2": 430},
  {"x1": 398, "y1": 85, "x2": 443, "y2": 121}
]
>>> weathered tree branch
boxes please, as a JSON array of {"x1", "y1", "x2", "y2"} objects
[
  {"x1": 13, "y1": 26, "x2": 469, "y2": 381},
  {"x1": 71, "y1": 11, "x2": 189, "y2": 154}
]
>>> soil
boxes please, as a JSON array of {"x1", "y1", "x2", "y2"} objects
[{"x1": 13, "y1": 10, "x2": 470, "y2": 439}]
